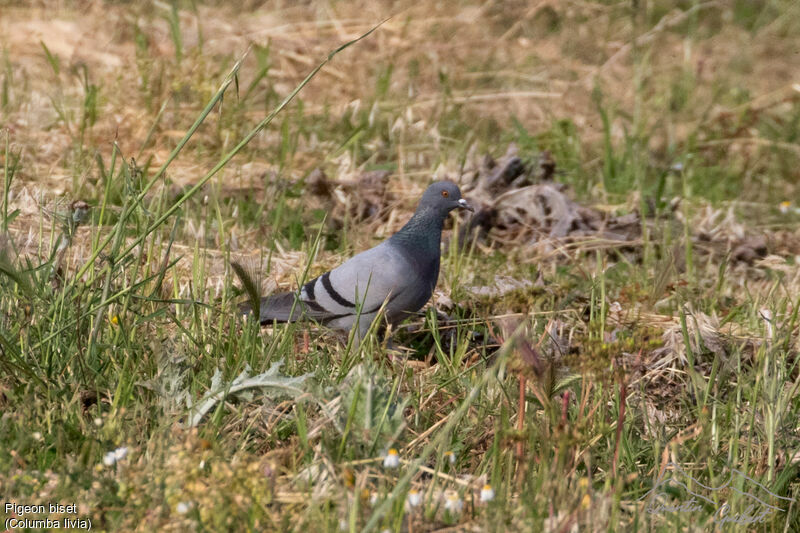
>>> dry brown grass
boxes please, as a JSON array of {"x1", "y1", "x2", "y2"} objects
[{"x1": 3, "y1": 1, "x2": 798, "y2": 180}]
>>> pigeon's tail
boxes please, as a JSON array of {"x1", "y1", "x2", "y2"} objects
[
  {"x1": 260, "y1": 292, "x2": 307, "y2": 323},
  {"x1": 238, "y1": 292, "x2": 306, "y2": 324}
]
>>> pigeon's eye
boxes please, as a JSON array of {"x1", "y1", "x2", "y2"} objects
[{"x1": 441, "y1": 190, "x2": 449, "y2": 198}]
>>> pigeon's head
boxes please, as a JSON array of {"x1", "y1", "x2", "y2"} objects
[{"x1": 419, "y1": 181, "x2": 473, "y2": 216}]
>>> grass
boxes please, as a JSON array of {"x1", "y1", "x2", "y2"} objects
[{"x1": 1, "y1": 0, "x2": 800, "y2": 531}]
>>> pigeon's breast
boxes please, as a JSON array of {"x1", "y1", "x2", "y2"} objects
[{"x1": 383, "y1": 248, "x2": 438, "y2": 322}]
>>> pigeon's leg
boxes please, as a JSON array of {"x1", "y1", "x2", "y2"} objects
[
  {"x1": 383, "y1": 335, "x2": 399, "y2": 360},
  {"x1": 382, "y1": 327, "x2": 397, "y2": 350},
  {"x1": 351, "y1": 312, "x2": 379, "y2": 351},
  {"x1": 370, "y1": 319, "x2": 402, "y2": 359},
  {"x1": 350, "y1": 332, "x2": 361, "y2": 351}
]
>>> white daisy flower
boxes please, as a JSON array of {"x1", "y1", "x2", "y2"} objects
[
  {"x1": 443, "y1": 490, "x2": 463, "y2": 514},
  {"x1": 383, "y1": 448, "x2": 400, "y2": 469},
  {"x1": 480, "y1": 484, "x2": 495, "y2": 502},
  {"x1": 102, "y1": 446, "x2": 129, "y2": 466},
  {"x1": 406, "y1": 489, "x2": 423, "y2": 508}
]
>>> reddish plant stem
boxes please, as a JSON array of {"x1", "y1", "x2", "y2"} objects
[
  {"x1": 517, "y1": 375, "x2": 526, "y2": 459},
  {"x1": 612, "y1": 381, "x2": 628, "y2": 479}
]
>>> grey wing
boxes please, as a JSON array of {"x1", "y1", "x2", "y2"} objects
[
  {"x1": 257, "y1": 242, "x2": 432, "y2": 333},
  {"x1": 300, "y1": 242, "x2": 419, "y2": 320},
  {"x1": 255, "y1": 275, "x2": 358, "y2": 325}
]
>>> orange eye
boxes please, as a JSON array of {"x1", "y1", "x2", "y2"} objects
[{"x1": 441, "y1": 190, "x2": 449, "y2": 198}]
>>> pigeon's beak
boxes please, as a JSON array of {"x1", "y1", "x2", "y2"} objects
[{"x1": 457, "y1": 198, "x2": 474, "y2": 212}]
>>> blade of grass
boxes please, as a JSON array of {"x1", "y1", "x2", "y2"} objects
[
  {"x1": 71, "y1": 53, "x2": 249, "y2": 284},
  {"x1": 114, "y1": 20, "x2": 389, "y2": 267},
  {"x1": 364, "y1": 340, "x2": 508, "y2": 531},
  {"x1": 73, "y1": 20, "x2": 387, "y2": 287}
]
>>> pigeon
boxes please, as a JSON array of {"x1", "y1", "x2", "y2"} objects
[{"x1": 241, "y1": 181, "x2": 473, "y2": 342}]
